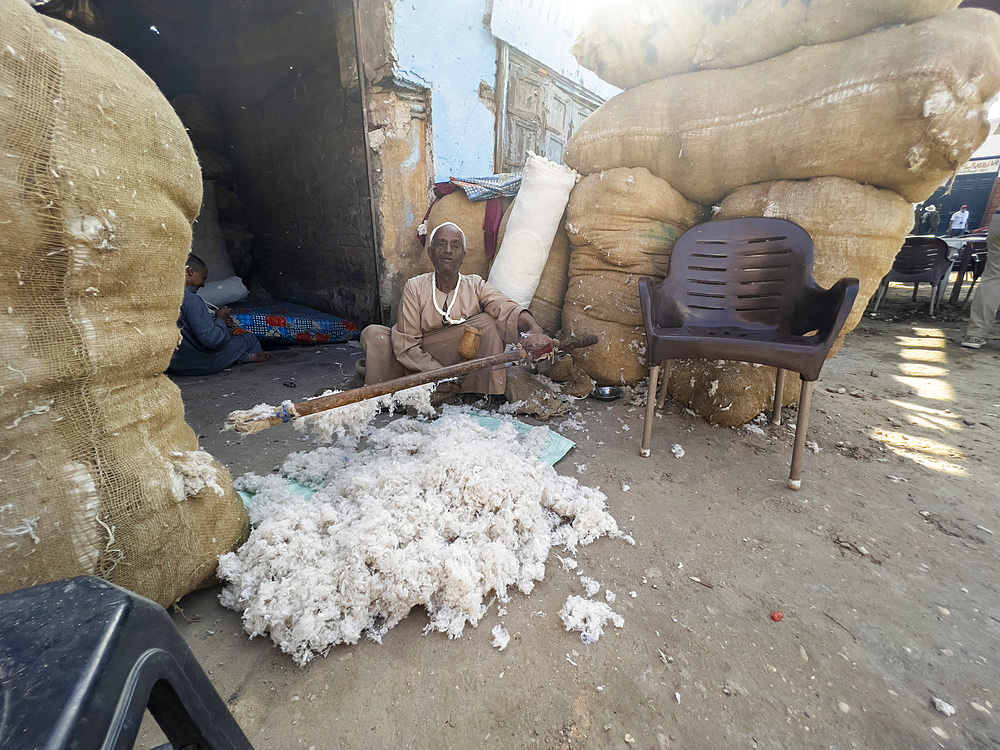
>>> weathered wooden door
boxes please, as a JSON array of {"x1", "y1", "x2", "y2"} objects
[{"x1": 497, "y1": 46, "x2": 602, "y2": 172}]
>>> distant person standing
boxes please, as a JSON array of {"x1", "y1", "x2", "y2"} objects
[
  {"x1": 948, "y1": 204, "x2": 970, "y2": 236},
  {"x1": 922, "y1": 205, "x2": 941, "y2": 235},
  {"x1": 961, "y1": 209, "x2": 1000, "y2": 349}
]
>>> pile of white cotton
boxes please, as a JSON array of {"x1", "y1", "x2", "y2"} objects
[
  {"x1": 294, "y1": 384, "x2": 436, "y2": 445},
  {"x1": 219, "y1": 409, "x2": 627, "y2": 665}
]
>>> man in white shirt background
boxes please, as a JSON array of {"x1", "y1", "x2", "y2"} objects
[{"x1": 948, "y1": 204, "x2": 970, "y2": 236}]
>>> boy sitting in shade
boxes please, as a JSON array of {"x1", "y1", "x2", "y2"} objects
[{"x1": 168, "y1": 254, "x2": 268, "y2": 375}]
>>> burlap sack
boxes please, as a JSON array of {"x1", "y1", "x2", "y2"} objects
[
  {"x1": 573, "y1": 0, "x2": 960, "y2": 90},
  {"x1": 665, "y1": 360, "x2": 801, "y2": 428},
  {"x1": 419, "y1": 192, "x2": 506, "y2": 278},
  {"x1": 565, "y1": 10, "x2": 1000, "y2": 205},
  {"x1": 561, "y1": 169, "x2": 705, "y2": 384},
  {"x1": 497, "y1": 203, "x2": 571, "y2": 334},
  {"x1": 566, "y1": 169, "x2": 706, "y2": 276},
  {"x1": 0, "y1": 1, "x2": 248, "y2": 606},
  {"x1": 564, "y1": 271, "x2": 644, "y2": 328},
  {"x1": 529, "y1": 224, "x2": 571, "y2": 334},
  {"x1": 562, "y1": 305, "x2": 647, "y2": 387}
]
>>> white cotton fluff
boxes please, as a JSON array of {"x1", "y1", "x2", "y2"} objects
[
  {"x1": 167, "y1": 450, "x2": 225, "y2": 501},
  {"x1": 219, "y1": 411, "x2": 626, "y2": 665},
  {"x1": 578, "y1": 574, "x2": 601, "y2": 598},
  {"x1": 558, "y1": 595, "x2": 624, "y2": 644},
  {"x1": 294, "y1": 384, "x2": 436, "y2": 445},
  {"x1": 492, "y1": 625, "x2": 511, "y2": 651},
  {"x1": 557, "y1": 555, "x2": 578, "y2": 571}
]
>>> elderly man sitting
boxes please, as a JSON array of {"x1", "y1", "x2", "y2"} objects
[{"x1": 360, "y1": 222, "x2": 554, "y2": 394}]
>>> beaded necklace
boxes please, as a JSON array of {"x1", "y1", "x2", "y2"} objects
[{"x1": 432, "y1": 272, "x2": 466, "y2": 325}]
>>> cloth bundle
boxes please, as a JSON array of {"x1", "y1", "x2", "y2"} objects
[{"x1": 488, "y1": 153, "x2": 578, "y2": 308}]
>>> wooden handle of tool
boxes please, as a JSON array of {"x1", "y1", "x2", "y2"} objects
[{"x1": 292, "y1": 334, "x2": 598, "y2": 418}]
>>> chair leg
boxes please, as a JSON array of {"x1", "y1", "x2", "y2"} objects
[
  {"x1": 640, "y1": 365, "x2": 660, "y2": 458},
  {"x1": 929, "y1": 281, "x2": 937, "y2": 316},
  {"x1": 771, "y1": 368, "x2": 786, "y2": 426},
  {"x1": 656, "y1": 360, "x2": 672, "y2": 409},
  {"x1": 871, "y1": 280, "x2": 887, "y2": 312},
  {"x1": 963, "y1": 279, "x2": 978, "y2": 307},
  {"x1": 788, "y1": 380, "x2": 814, "y2": 490},
  {"x1": 911, "y1": 283, "x2": 919, "y2": 302}
]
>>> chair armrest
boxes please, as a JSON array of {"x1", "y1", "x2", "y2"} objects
[{"x1": 793, "y1": 278, "x2": 859, "y2": 342}]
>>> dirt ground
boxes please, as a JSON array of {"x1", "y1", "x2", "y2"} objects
[{"x1": 147, "y1": 285, "x2": 1000, "y2": 750}]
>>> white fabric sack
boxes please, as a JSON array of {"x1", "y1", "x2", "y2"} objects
[
  {"x1": 190, "y1": 180, "x2": 236, "y2": 281},
  {"x1": 488, "y1": 153, "x2": 577, "y2": 307},
  {"x1": 197, "y1": 275, "x2": 249, "y2": 307}
]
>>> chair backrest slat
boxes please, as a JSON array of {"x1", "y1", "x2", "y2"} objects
[{"x1": 655, "y1": 219, "x2": 815, "y2": 330}]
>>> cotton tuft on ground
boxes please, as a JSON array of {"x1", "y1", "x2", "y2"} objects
[{"x1": 219, "y1": 408, "x2": 631, "y2": 665}]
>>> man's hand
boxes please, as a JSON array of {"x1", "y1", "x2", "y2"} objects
[
  {"x1": 522, "y1": 332, "x2": 555, "y2": 355},
  {"x1": 215, "y1": 305, "x2": 232, "y2": 323}
]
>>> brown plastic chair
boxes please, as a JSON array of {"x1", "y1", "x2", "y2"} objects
[
  {"x1": 638, "y1": 217, "x2": 859, "y2": 489},
  {"x1": 871, "y1": 236, "x2": 951, "y2": 315}
]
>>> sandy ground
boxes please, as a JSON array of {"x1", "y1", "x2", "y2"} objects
[{"x1": 146, "y1": 287, "x2": 1000, "y2": 749}]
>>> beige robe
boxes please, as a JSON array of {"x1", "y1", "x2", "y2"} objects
[{"x1": 361, "y1": 273, "x2": 524, "y2": 394}]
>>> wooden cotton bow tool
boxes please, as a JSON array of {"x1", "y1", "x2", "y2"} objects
[{"x1": 224, "y1": 334, "x2": 599, "y2": 435}]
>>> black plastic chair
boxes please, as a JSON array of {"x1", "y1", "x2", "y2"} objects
[
  {"x1": 0, "y1": 576, "x2": 253, "y2": 750},
  {"x1": 871, "y1": 236, "x2": 951, "y2": 315},
  {"x1": 638, "y1": 217, "x2": 858, "y2": 489}
]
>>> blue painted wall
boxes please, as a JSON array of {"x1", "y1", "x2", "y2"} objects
[{"x1": 393, "y1": 1, "x2": 497, "y2": 181}]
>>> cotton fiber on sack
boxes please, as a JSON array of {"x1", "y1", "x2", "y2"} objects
[
  {"x1": 489, "y1": 153, "x2": 578, "y2": 307},
  {"x1": 219, "y1": 410, "x2": 630, "y2": 665}
]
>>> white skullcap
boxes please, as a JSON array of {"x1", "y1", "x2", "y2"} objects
[{"x1": 427, "y1": 221, "x2": 466, "y2": 249}]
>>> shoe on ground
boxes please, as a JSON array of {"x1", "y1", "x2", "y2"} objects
[{"x1": 961, "y1": 336, "x2": 985, "y2": 349}]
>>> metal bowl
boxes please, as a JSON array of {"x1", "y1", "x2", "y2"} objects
[{"x1": 590, "y1": 385, "x2": 623, "y2": 401}]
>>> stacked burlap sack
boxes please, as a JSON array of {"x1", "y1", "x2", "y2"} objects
[
  {"x1": 561, "y1": 168, "x2": 705, "y2": 385},
  {"x1": 0, "y1": 0, "x2": 248, "y2": 605},
  {"x1": 562, "y1": 2, "x2": 1000, "y2": 425}
]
